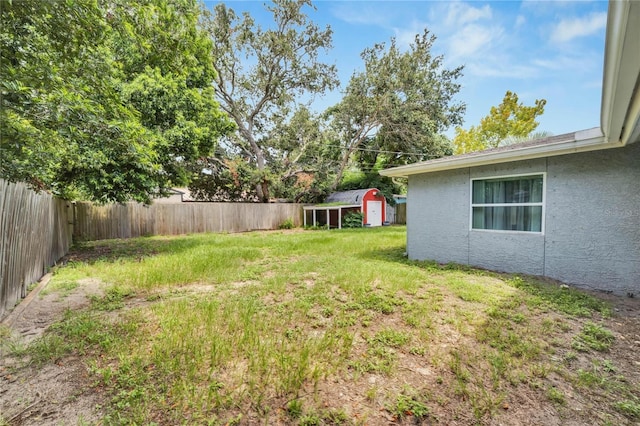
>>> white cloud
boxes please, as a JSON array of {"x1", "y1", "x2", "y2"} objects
[
  {"x1": 444, "y1": 2, "x2": 492, "y2": 27},
  {"x1": 550, "y1": 12, "x2": 607, "y2": 43},
  {"x1": 515, "y1": 15, "x2": 526, "y2": 28},
  {"x1": 448, "y1": 24, "x2": 501, "y2": 59}
]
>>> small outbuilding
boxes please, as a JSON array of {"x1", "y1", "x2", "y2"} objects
[{"x1": 303, "y1": 188, "x2": 387, "y2": 229}]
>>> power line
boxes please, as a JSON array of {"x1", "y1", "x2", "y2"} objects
[{"x1": 309, "y1": 141, "x2": 432, "y2": 156}]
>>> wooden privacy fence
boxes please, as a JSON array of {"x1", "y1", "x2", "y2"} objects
[
  {"x1": 0, "y1": 180, "x2": 73, "y2": 319},
  {"x1": 74, "y1": 202, "x2": 304, "y2": 241},
  {"x1": 0, "y1": 181, "x2": 302, "y2": 319},
  {"x1": 395, "y1": 204, "x2": 406, "y2": 224}
]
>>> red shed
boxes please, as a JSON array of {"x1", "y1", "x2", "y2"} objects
[{"x1": 303, "y1": 188, "x2": 387, "y2": 229}]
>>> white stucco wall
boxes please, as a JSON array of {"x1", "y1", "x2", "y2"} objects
[{"x1": 407, "y1": 142, "x2": 640, "y2": 296}]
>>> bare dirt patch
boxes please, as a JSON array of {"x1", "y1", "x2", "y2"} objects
[{"x1": 1, "y1": 277, "x2": 105, "y2": 425}]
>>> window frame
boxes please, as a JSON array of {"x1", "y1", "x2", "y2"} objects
[{"x1": 469, "y1": 172, "x2": 546, "y2": 234}]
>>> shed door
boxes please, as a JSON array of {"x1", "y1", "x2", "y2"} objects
[{"x1": 367, "y1": 201, "x2": 382, "y2": 227}]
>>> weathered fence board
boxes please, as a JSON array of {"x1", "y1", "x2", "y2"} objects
[
  {"x1": 0, "y1": 180, "x2": 73, "y2": 319},
  {"x1": 0, "y1": 180, "x2": 303, "y2": 319},
  {"x1": 74, "y1": 202, "x2": 303, "y2": 241},
  {"x1": 395, "y1": 204, "x2": 407, "y2": 224}
]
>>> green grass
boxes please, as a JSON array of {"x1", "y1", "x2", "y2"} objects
[
  {"x1": 572, "y1": 321, "x2": 615, "y2": 352},
  {"x1": 9, "y1": 226, "x2": 635, "y2": 425}
]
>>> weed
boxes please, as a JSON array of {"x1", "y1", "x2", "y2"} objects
[
  {"x1": 321, "y1": 408, "x2": 349, "y2": 424},
  {"x1": 449, "y1": 350, "x2": 470, "y2": 383},
  {"x1": 0, "y1": 325, "x2": 10, "y2": 340},
  {"x1": 350, "y1": 345, "x2": 397, "y2": 375},
  {"x1": 387, "y1": 391, "x2": 430, "y2": 421},
  {"x1": 299, "y1": 413, "x2": 322, "y2": 425},
  {"x1": 547, "y1": 387, "x2": 566, "y2": 405},
  {"x1": 572, "y1": 322, "x2": 614, "y2": 352},
  {"x1": 614, "y1": 399, "x2": 640, "y2": 418},
  {"x1": 279, "y1": 218, "x2": 295, "y2": 229},
  {"x1": 286, "y1": 399, "x2": 303, "y2": 418},
  {"x1": 365, "y1": 386, "x2": 378, "y2": 401},
  {"x1": 91, "y1": 286, "x2": 133, "y2": 311},
  {"x1": 602, "y1": 359, "x2": 617, "y2": 373},
  {"x1": 508, "y1": 276, "x2": 611, "y2": 317},
  {"x1": 368, "y1": 329, "x2": 410, "y2": 348},
  {"x1": 576, "y1": 369, "x2": 601, "y2": 387},
  {"x1": 41, "y1": 278, "x2": 79, "y2": 297},
  {"x1": 409, "y1": 346, "x2": 427, "y2": 356},
  {"x1": 563, "y1": 351, "x2": 578, "y2": 364}
]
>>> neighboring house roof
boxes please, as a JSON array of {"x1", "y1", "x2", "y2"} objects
[
  {"x1": 153, "y1": 188, "x2": 195, "y2": 203},
  {"x1": 325, "y1": 189, "x2": 373, "y2": 205},
  {"x1": 381, "y1": 0, "x2": 640, "y2": 179}
]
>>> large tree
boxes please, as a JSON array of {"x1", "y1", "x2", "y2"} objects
[
  {"x1": 453, "y1": 91, "x2": 546, "y2": 154},
  {"x1": 328, "y1": 30, "x2": 465, "y2": 190},
  {"x1": 266, "y1": 106, "x2": 342, "y2": 202},
  {"x1": 201, "y1": 0, "x2": 339, "y2": 202},
  {"x1": 0, "y1": 0, "x2": 233, "y2": 203}
]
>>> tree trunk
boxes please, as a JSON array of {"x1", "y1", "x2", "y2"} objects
[
  {"x1": 331, "y1": 146, "x2": 354, "y2": 191},
  {"x1": 255, "y1": 148, "x2": 270, "y2": 203}
]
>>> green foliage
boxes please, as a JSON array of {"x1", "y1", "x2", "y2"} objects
[
  {"x1": 453, "y1": 91, "x2": 546, "y2": 154},
  {"x1": 572, "y1": 322, "x2": 615, "y2": 352},
  {"x1": 286, "y1": 399, "x2": 304, "y2": 418},
  {"x1": 0, "y1": 0, "x2": 233, "y2": 203},
  {"x1": 279, "y1": 218, "x2": 295, "y2": 230},
  {"x1": 267, "y1": 106, "x2": 343, "y2": 203},
  {"x1": 188, "y1": 156, "x2": 259, "y2": 202},
  {"x1": 547, "y1": 387, "x2": 566, "y2": 405},
  {"x1": 508, "y1": 276, "x2": 611, "y2": 317},
  {"x1": 387, "y1": 391, "x2": 430, "y2": 420},
  {"x1": 339, "y1": 170, "x2": 402, "y2": 206},
  {"x1": 368, "y1": 329, "x2": 410, "y2": 348},
  {"x1": 614, "y1": 399, "x2": 640, "y2": 418},
  {"x1": 328, "y1": 30, "x2": 464, "y2": 189},
  {"x1": 342, "y1": 212, "x2": 364, "y2": 228}
]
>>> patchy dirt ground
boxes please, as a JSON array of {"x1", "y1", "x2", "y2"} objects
[
  {"x1": 0, "y1": 276, "x2": 105, "y2": 425},
  {"x1": 1, "y1": 271, "x2": 639, "y2": 425}
]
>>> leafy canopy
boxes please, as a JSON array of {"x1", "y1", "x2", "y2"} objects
[
  {"x1": 0, "y1": 0, "x2": 233, "y2": 203},
  {"x1": 453, "y1": 91, "x2": 546, "y2": 154},
  {"x1": 328, "y1": 30, "x2": 465, "y2": 190}
]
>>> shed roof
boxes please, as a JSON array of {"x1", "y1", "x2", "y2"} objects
[{"x1": 325, "y1": 189, "x2": 373, "y2": 205}]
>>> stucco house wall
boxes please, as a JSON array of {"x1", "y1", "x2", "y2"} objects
[{"x1": 407, "y1": 142, "x2": 640, "y2": 296}]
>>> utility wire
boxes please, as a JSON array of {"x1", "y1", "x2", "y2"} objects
[{"x1": 309, "y1": 141, "x2": 431, "y2": 156}]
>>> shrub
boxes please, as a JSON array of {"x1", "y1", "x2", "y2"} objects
[
  {"x1": 279, "y1": 218, "x2": 295, "y2": 229},
  {"x1": 343, "y1": 212, "x2": 364, "y2": 228}
]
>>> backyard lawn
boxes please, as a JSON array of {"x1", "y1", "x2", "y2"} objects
[{"x1": 1, "y1": 226, "x2": 639, "y2": 425}]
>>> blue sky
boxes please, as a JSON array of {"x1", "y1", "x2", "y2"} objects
[{"x1": 205, "y1": 1, "x2": 609, "y2": 138}]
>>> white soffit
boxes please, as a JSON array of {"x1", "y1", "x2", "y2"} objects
[{"x1": 601, "y1": 0, "x2": 640, "y2": 146}]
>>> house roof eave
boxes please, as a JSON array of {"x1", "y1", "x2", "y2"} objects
[
  {"x1": 380, "y1": 128, "x2": 611, "y2": 178},
  {"x1": 601, "y1": 0, "x2": 640, "y2": 146}
]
